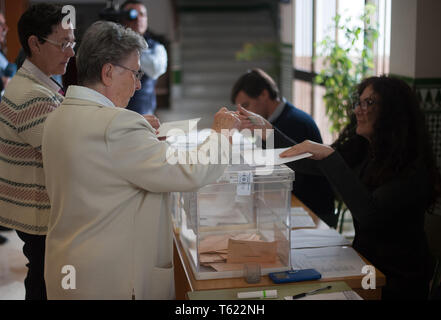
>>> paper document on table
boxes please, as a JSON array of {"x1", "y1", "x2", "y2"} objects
[
  {"x1": 291, "y1": 228, "x2": 351, "y2": 249},
  {"x1": 157, "y1": 118, "x2": 200, "y2": 137},
  {"x1": 285, "y1": 290, "x2": 363, "y2": 300},
  {"x1": 291, "y1": 246, "x2": 365, "y2": 279},
  {"x1": 290, "y1": 207, "x2": 315, "y2": 228},
  {"x1": 242, "y1": 148, "x2": 312, "y2": 166}
]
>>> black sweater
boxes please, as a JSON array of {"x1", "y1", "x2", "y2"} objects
[{"x1": 291, "y1": 151, "x2": 435, "y2": 299}]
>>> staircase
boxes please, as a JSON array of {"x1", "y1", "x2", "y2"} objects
[{"x1": 163, "y1": 0, "x2": 279, "y2": 129}]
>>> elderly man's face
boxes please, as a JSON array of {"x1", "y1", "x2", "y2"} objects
[
  {"x1": 35, "y1": 23, "x2": 75, "y2": 76},
  {"x1": 123, "y1": 3, "x2": 148, "y2": 35},
  {"x1": 113, "y1": 50, "x2": 142, "y2": 108}
]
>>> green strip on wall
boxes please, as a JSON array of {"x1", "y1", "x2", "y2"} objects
[
  {"x1": 172, "y1": 70, "x2": 182, "y2": 85},
  {"x1": 389, "y1": 74, "x2": 441, "y2": 87}
]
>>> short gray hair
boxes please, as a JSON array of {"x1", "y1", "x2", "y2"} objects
[{"x1": 76, "y1": 20, "x2": 147, "y2": 85}]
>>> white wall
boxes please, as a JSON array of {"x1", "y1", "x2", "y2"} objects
[
  {"x1": 389, "y1": 0, "x2": 417, "y2": 77},
  {"x1": 145, "y1": 0, "x2": 174, "y2": 41},
  {"x1": 390, "y1": 0, "x2": 441, "y2": 78},
  {"x1": 415, "y1": 0, "x2": 441, "y2": 78},
  {"x1": 279, "y1": 1, "x2": 293, "y2": 45}
]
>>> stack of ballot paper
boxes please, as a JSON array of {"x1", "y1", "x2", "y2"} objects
[
  {"x1": 198, "y1": 233, "x2": 283, "y2": 272},
  {"x1": 291, "y1": 246, "x2": 366, "y2": 279},
  {"x1": 291, "y1": 228, "x2": 351, "y2": 249}
]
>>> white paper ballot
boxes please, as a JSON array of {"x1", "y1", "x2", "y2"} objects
[
  {"x1": 157, "y1": 118, "x2": 201, "y2": 137},
  {"x1": 290, "y1": 246, "x2": 366, "y2": 279},
  {"x1": 242, "y1": 148, "x2": 312, "y2": 166},
  {"x1": 290, "y1": 207, "x2": 316, "y2": 228},
  {"x1": 291, "y1": 228, "x2": 351, "y2": 249}
]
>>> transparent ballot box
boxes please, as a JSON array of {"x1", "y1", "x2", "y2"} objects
[{"x1": 172, "y1": 164, "x2": 294, "y2": 280}]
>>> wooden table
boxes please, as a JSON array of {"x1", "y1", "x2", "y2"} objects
[{"x1": 173, "y1": 195, "x2": 386, "y2": 300}]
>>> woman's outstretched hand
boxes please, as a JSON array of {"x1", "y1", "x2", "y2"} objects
[{"x1": 279, "y1": 140, "x2": 335, "y2": 160}]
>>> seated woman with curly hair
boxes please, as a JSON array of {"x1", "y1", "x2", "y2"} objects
[
  {"x1": 239, "y1": 76, "x2": 441, "y2": 299},
  {"x1": 281, "y1": 76, "x2": 441, "y2": 299}
]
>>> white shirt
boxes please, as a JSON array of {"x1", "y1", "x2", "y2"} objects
[
  {"x1": 21, "y1": 59, "x2": 60, "y2": 94},
  {"x1": 267, "y1": 97, "x2": 287, "y2": 123},
  {"x1": 65, "y1": 85, "x2": 115, "y2": 108}
]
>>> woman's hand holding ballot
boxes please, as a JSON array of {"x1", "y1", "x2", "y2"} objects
[{"x1": 279, "y1": 140, "x2": 335, "y2": 161}]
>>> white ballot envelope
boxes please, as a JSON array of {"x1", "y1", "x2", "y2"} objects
[
  {"x1": 157, "y1": 118, "x2": 201, "y2": 137},
  {"x1": 242, "y1": 148, "x2": 312, "y2": 166}
]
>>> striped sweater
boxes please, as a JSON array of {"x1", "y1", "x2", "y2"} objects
[{"x1": 0, "y1": 66, "x2": 63, "y2": 235}]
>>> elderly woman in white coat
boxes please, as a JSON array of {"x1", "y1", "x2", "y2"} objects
[{"x1": 42, "y1": 21, "x2": 240, "y2": 300}]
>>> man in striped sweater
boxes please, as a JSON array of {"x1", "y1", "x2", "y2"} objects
[{"x1": 0, "y1": 4, "x2": 74, "y2": 299}]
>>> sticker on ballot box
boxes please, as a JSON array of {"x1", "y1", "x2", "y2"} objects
[{"x1": 236, "y1": 172, "x2": 253, "y2": 196}]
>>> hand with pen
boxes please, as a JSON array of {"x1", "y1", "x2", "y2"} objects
[{"x1": 236, "y1": 105, "x2": 273, "y2": 141}]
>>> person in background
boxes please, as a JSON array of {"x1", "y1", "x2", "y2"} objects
[
  {"x1": 42, "y1": 21, "x2": 240, "y2": 299},
  {"x1": 0, "y1": 11, "x2": 17, "y2": 97},
  {"x1": 232, "y1": 68, "x2": 337, "y2": 228},
  {"x1": 0, "y1": 3, "x2": 75, "y2": 299},
  {"x1": 280, "y1": 76, "x2": 441, "y2": 299},
  {"x1": 121, "y1": 0, "x2": 167, "y2": 116}
]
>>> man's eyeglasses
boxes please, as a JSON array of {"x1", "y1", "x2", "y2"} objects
[
  {"x1": 41, "y1": 37, "x2": 76, "y2": 52},
  {"x1": 352, "y1": 97, "x2": 377, "y2": 112},
  {"x1": 113, "y1": 64, "x2": 144, "y2": 81}
]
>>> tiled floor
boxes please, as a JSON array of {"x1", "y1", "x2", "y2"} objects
[{"x1": 0, "y1": 230, "x2": 26, "y2": 300}]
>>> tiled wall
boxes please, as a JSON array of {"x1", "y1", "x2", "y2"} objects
[
  {"x1": 415, "y1": 80, "x2": 441, "y2": 169},
  {"x1": 415, "y1": 79, "x2": 441, "y2": 216}
]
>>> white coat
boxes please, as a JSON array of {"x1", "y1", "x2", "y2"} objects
[{"x1": 42, "y1": 86, "x2": 227, "y2": 299}]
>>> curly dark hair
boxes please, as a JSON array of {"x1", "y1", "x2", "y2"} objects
[{"x1": 332, "y1": 75, "x2": 441, "y2": 208}]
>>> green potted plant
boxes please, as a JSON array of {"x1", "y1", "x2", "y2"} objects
[{"x1": 314, "y1": 3, "x2": 379, "y2": 134}]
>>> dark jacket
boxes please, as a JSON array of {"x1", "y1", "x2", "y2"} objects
[
  {"x1": 293, "y1": 151, "x2": 435, "y2": 299},
  {"x1": 126, "y1": 36, "x2": 159, "y2": 115},
  {"x1": 270, "y1": 102, "x2": 336, "y2": 227}
]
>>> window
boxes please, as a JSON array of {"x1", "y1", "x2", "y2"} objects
[{"x1": 293, "y1": 0, "x2": 391, "y2": 144}]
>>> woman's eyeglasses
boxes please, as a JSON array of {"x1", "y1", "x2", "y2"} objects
[
  {"x1": 352, "y1": 97, "x2": 377, "y2": 112},
  {"x1": 41, "y1": 37, "x2": 76, "y2": 52},
  {"x1": 113, "y1": 64, "x2": 144, "y2": 81}
]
